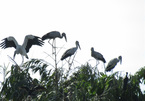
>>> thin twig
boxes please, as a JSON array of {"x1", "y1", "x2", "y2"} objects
[
  {"x1": 56, "y1": 44, "x2": 66, "y2": 55},
  {"x1": 7, "y1": 55, "x2": 18, "y2": 66},
  {"x1": 43, "y1": 51, "x2": 55, "y2": 61}
]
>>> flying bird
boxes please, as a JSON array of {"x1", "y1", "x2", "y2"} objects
[
  {"x1": 61, "y1": 41, "x2": 81, "y2": 60},
  {"x1": 105, "y1": 56, "x2": 122, "y2": 72},
  {"x1": 0, "y1": 35, "x2": 44, "y2": 62},
  {"x1": 91, "y1": 47, "x2": 106, "y2": 63},
  {"x1": 42, "y1": 31, "x2": 67, "y2": 42},
  {"x1": 123, "y1": 72, "x2": 128, "y2": 91}
]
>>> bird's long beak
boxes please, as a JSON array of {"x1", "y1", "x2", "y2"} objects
[
  {"x1": 13, "y1": 51, "x2": 16, "y2": 59},
  {"x1": 78, "y1": 44, "x2": 81, "y2": 50},
  {"x1": 64, "y1": 34, "x2": 67, "y2": 42},
  {"x1": 120, "y1": 59, "x2": 122, "y2": 64}
]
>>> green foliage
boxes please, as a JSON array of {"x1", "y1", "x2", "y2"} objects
[
  {"x1": 1, "y1": 65, "x2": 33, "y2": 100},
  {"x1": 0, "y1": 60, "x2": 145, "y2": 101}
]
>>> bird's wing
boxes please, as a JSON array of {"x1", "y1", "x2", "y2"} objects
[
  {"x1": 23, "y1": 35, "x2": 44, "y2": 53},
  {"x1": 106, "y1": 58, "x2": 118, "y2": 71},
  {"x1": 61, "y1": 47, "x2": 75, "y2": 60},
  {"x1": 42, "y1": 31, "x2": 60, "y2": 40},
  {"x1": 61, "y1": 49, "x2": 71, "y2": 60},
  {"x1": 0, "y1": 36, "x2": 18, "y2": 49},
  {"x1": 106, "y1": 59, "x2": 115, "y2": 70},
  {"x1": 94, "y1": 51, "x2": 106, "y2": 63},
  {"x1": 42, "y1": 33, "x2": 50, "y2": 40},
  {"x1": 107, "y1": 59, "x2": 115, "y2": 66}
]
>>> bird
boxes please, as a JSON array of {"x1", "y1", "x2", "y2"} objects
[
  {"x1": 61, "y1": 41, "x2": 81, "y2": 61},
  {"x1": 0, "y1": 35, "x2": 44, "y2": 62},
  {"x1": 91, "y1": 47, "x2": 106, "y2": 63},
  {"x1": 42, "y1": 31, "x2": 67, "y2": 54},
  {"x1": 123, "y1": 72, "x2": 128, "y2": 91},
  {"x1": 105, "y1": 56, "x2": 122, "y2": 72},
  {"x1": 42, "y1": 31, "x2": 67, "y2": 42}
]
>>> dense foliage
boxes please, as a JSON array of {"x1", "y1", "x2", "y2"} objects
[{"x1": 0, "y1": 59, "x2": 145, "y2": 101}]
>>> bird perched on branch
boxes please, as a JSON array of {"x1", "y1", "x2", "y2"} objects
[
  {"x1": 61, "y1": 41, "x2": 81, "y2": 60},
  {"x1": 0, "y1": 35, "x2": 44, "y2": 62},
  {"x1": 91, "y1": 47, "x2": 106, "y2": 63},
  {"x1": 105, "y1": 56, "x2": 122, "y2": 72},
  {"x1": 42, "y1": 31, "x2": 67, "y2": 54},
  {"x1": 123, "y1": 72, "x2": 128, "y2": 91},
  {"x1": 42, "y1": 31, "x2": 67, "y2": 42}
]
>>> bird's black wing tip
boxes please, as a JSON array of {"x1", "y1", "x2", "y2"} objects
[{"x1": 0, "y1": 41, "x2": 6, "y2": 49}]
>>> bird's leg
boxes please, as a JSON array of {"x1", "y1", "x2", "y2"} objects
[
  {"x1": 21, "y1": 55, "x2": 24, "y2": 66},
  {"x1": 54, "y1": 39, "x2": 57, "y2": 69},
  {"x1": 62, "y1": 59, "x2": 69, "y2": 67},
  {"x1": 96, "y1": 60, "x2": 99, "y2": 75},
  {"x1": 103, "y1": 63, "x2": 106, "y2": 74},
  {"x1": 65, "y1": 57, "x2": 72, "y2": 70},
  {"x1": 47, "y1": 39, "x2": 54, "y2": 54},
  {"x1": 68, "y1": 57, "x2": 71, "y2": 68},
  {"x1": 69, "y1": 51, "x2": 77, "y2": 69},
  {"x1": 54, "y1": 39, "x2": 57, "y2": 53},
  {"x1": 52, "y1": 39, "x2": 54, "y2": 54},
  {"x1": 48, "y1": 39, "x2": 52, "y2": 46},
  {"x1": 96, "y1": 60, "x2": 100, "y2": 66},
  {"x1": 52, "y1": 39, "x2": 57, "y2": 55}
]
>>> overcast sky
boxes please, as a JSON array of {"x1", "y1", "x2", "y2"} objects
[{"x1": 0, "y1": 0, "x2": 145, "y2": 87}]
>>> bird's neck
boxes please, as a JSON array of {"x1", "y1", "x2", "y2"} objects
[{"x1": 59, "y1": 35, "x2": 63, "y2": 38}]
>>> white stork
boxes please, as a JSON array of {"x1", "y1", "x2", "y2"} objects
[
  {"x1": 91, "y1": 47, "x2": 106, "y2": 63},
  {"x1": 61, "y1": 41, "x2": 81, "y2": 60},
  {"x1": 0, "y1": 35, "x2": 44, "y2": 62},
  {"x1": 105, "y1": 56, "x2": 122, "y2": 72}
]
